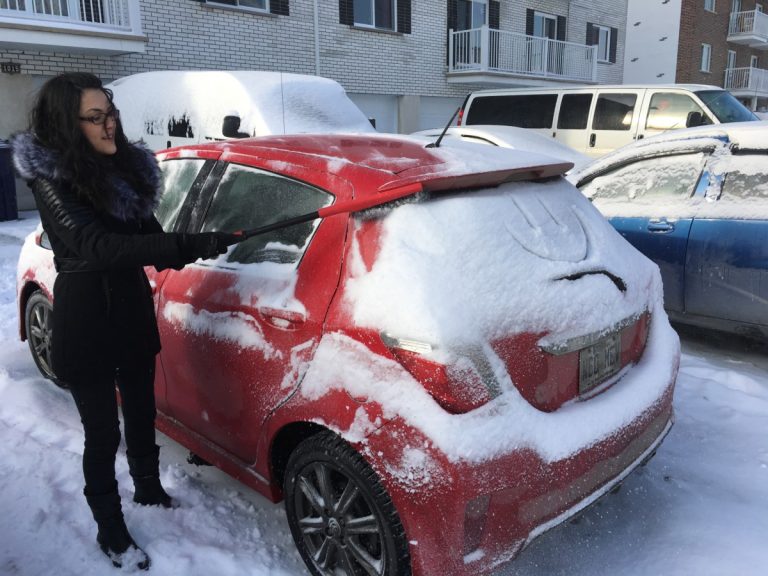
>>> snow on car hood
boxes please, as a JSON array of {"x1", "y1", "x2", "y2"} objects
[{"x1": 345, "y1": 177, "x2": 660, "y2": 348}]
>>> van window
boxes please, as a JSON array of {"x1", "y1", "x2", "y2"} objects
[
  {"x1": 646, "y1": 93, "x2": 709, "y2": 131},
  {"x1": 557, "y1": 94, "x2": 593, "y2": 129},
  {"x1": 466, "y1": 94, "x2": 558, "y2": 128},
  {"x1": 592, "y1": 94, "x2": 637, "y2": 131},
  {"x1": 694, "y1": 90, "x2": 758, "y2": 123}
]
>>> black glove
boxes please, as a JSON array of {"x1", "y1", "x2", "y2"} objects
[{"x1": 179, "y1": 232, "x2": 241, "y2": 263}]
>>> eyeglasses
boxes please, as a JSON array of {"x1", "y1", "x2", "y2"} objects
[{"x1": 79, "y1": 108, "x2": 120, "y2": 125}]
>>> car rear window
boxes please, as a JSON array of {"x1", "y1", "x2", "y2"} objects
[
  {"x1": 719, "y1": 155, "x2": 768, "y2": 202},
  {"x1": 466, "y1": 94, "x2": 558, "y2": 129}
]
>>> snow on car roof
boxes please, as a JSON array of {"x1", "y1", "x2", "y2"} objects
[
  {"x1": 162, "y1": 134, "x2": 573, "y2": 191},
  {"x1": 570, "y1": 121, "x2": 768, "y2": 186},
  {"x1": 107, "y1": 70, "x2": 375, "y2": 141}
]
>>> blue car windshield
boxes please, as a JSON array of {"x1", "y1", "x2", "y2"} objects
[{"x1": 695, "y1": 90, "x2": 758, "y2": 123}]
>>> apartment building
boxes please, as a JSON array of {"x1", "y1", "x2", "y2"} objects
[
  {"x1": 624, "y1": 0, "x2": 768, "y2": 111},
  {"x1": 0, "y1": 0, "x2": 628, "y2": 207}
]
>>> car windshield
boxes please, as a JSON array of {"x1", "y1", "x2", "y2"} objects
[{"x1": 695, "y1": 90, "x2": 757, "y2": 123}]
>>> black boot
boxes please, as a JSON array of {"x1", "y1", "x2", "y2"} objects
[
  {"x1": 128, "y1": 446, "x2": 176, "y2": 509},
  {"x1": 85, "y1": 489, "x2": 151, "y2": 571}
]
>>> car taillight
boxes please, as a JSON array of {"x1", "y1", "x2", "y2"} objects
[
  {"x1": 380, "y1": 333, "x2": 498, "y2": 414},
  {"x1": 457, "y1": 106, "x2": 465, "y2": 126}
]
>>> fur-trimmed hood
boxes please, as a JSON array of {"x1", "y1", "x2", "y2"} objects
[{"x1": 10, "y1": 131, "x2": 162, "y2": 222}]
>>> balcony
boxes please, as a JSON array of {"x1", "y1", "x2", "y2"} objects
[
  {"x1": 447, "y1": 27, "x2": 598, "y2": 86},
  {"x1": 724, "y1": 66, "x2": 768, "y2": 98},
  {"x1": 0, "y1": 0, "x2": 145, "y2": 54},
  {"x1": 728, "y1": 10, "x2": 768, "y2": 49}
]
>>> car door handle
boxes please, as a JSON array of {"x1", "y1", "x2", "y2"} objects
[
  {"x1": 589, "y1": 133, "x2": 596, "y2": 147},
  {"x1": 258, "y1": 306, "x2": 306, "y2": 329},
  {"x1": 647, "y1": 220, "x2": 674, "y2": 233}
]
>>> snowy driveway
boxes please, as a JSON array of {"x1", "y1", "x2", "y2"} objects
[{"x1": 1, "y1": 213, "x2": 766, "y2": 576}]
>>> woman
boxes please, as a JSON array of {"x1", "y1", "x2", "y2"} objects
[{"x1": 11, "y1": 73, "x2": 237, "y2": 570}]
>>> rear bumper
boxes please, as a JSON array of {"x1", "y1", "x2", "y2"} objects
[{"x1": 365, "y1": 376, "x2": 676, "y2": 576}]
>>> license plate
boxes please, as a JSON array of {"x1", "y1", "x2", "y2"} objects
[{"x1": 579, "y1": 332, "x2": 621, "y2": 394}]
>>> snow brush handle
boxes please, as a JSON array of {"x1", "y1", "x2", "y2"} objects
[{"x1": 233, "y1": 182, "x2": 423, "y2": 241}]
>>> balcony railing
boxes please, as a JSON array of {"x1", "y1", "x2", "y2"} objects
[
  {"x1": 0, "y1": 0, "x2": 134, "y2": 31},
  {"x1": 724, "y1": 66, "x2": 768, "y2": 94},
  {"x1": 449, "y1": 27, "x2": 598, "y2": 83},
  {"x1": 728, "y1": 9, "x2": 768, "y2": 47}
]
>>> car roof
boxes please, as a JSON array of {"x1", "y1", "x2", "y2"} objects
[
  {"x1": 409, "y1": 125, "x2": 590, "y2": 169},
  {"x1": 470, "y1": 84, "x2": 722, "y2": 95},
  {"x1": 108, "y1": 70, "x2": 375, "y2": 139},
  {"x1": 570, "y1": 121, "x2": 768, "y2": 186},
  {"x1": 158, "y1": 133, "x2": 573, "y2": 197}
]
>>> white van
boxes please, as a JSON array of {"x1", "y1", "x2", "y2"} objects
[
  {"x1": 106, "y1": 70, "x2": 375, "y2": 151},
  {"x1": 458, "y1": 84, "x2": 758, "y2": 158}
]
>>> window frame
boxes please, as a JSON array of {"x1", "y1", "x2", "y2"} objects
[
  {"x1": 353, "y1": 0, "x2": 397, "y2": 31},
  {"x1": 727, "y1": 49, "x2": 737, "y2": 70},
  {"x1": 595, "y1": 24, "x2": 612, "y2": 63},
  {"x1": 205, "y1": 0, "x2": 270, "y2": 13},
  {"x1": 701, "y1": 43, "x2": 712, "y2": 72},
  {"x1": 704, "y1": 0, "x2": 716, "y2": 13},
  {"x1": 533, "y1": 11, "x2": 558, "y2": 39},
  {"x1": 751, "y1": 54, "x2": 759, "y2": 68}
]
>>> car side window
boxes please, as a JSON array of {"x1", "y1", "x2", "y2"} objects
[
  {"x1": 592, "y1": 93, "x2": 637, "y2": 131},
  {"x1": 645, "y1": 93, "x2": 709, "y2": 131},
  {"x1": 718, "y1": 154, "x2": 768, "y2": 202},
  {"x1": 579, "y1": 153, "x2": 706, "y2": 215},
  {"x1": 157, "y1": 158, "x2": 208, "y2": 231},
  {"x1": 201, "y1": 164, "x2": 333, "y2": 265}
]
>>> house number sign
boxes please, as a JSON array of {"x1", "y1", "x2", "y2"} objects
[{"x1": 1, "y1": 62, "x2": 21, "y2": 74}]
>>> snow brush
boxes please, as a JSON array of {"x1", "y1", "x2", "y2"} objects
[{"x1": 231, "y1": 182, "x2": 424, "y2": 241}]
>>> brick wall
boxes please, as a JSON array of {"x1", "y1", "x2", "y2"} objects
[{"x1": 677, "y1": 0, "x2": 731, "y2": 84}]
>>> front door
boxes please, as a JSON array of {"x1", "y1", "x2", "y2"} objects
[
  {"x1": 685, "y1": 153, "x2": 768, "y2": 326},
  {"x1": 157, "y1": 161, "x2": 348, "y2": 463}
]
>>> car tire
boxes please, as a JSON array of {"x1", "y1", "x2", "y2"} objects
[
  {"x1": 24, "y1": 291, "x2": 63, "y2": 387},
  {"x1": 284, "y1": 431, "x2": 411, "y2": 576}
]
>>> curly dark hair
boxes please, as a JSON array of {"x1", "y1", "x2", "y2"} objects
[{"x1": 30, "y1": 72, "x2": 153, "y2": 215}]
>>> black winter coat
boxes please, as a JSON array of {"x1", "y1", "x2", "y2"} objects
[{"x1": 12, "y1": 133, "x2": 189, "y2": 381}]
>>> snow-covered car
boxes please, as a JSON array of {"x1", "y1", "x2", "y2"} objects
[
  {"x1": 17, "y1": 134, "x2": 679, "y2": 576},
  {"x1": 410, "y1": 124, "x2": 590, "y2": 171},
  {"x1": 570, "y1": 121, "x2": 768, "y2": 340},
  {"x1": 106, "y1": 70, "x2": 376, "y2": 150}
]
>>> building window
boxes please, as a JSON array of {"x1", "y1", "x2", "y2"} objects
[
  {"x1": 701, "y1": 43, "x2": 712, "y2": 72},
  {"x1": 727, "y1": 49, "x2": 736, "y2": 69},
  {"x1": 353, "y1": 0, "x2": 395, "y2": 30},
  {"x1": 207, "y1": 0, "x2": 269, "y2": 11},
  {"x1": 456, "y1": 0, "x2": 487, "y2": 30},
  {"x1": 533, "y1": 11, "x2": 558, "y2": 39},
  {"x1": 704, "y1": 0, "x2": 716, "y2": 12},
  {"x1": 731, "y1": 0, "x2": 741, "y2": 12},
  {"x1": 751, "y1": 55, "x2": 759, "y2": 68},
  {"x1": 587, "y1": 22, "x2": 617, "y2": 63},
  {"x1": 596, "y1": 25, "x2": 611, "y2": 62}
]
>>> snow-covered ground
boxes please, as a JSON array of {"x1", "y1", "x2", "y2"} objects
[{"x1": 1, "y1": 212, "x2": 767, "y2": 576}]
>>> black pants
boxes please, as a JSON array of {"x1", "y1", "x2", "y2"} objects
[{"x1": 68, "y1": 356, "x2": 158, "y2": 496}]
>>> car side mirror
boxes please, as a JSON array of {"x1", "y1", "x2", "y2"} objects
[{"x1": 686, "y1": 111, "x2": 703, "y2": 128}]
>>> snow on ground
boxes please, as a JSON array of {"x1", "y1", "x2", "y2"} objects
[{"x1": 1, "y1": 212, "x2": 767, "y2": 576}]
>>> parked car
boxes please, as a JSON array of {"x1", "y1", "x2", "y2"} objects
[
  {"x1": 17, "y1": 134, "x2": 679, "y2": 576},
  {"x1": 570, "y1": 121, "x2": 768, "y2": 340},
  {"x1": 409, "y1": 124, "x2": 590, "y2": 171},
  {"x1": 459, "y1": 84, "x2": 757, "y2": 158},
  {"x1": 106, "y1": 70, "x2": 376, "y2": 150}
]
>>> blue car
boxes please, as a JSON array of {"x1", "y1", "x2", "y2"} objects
[{"x1": 570, "y1": 122, "x2": 768, "y2": 340}]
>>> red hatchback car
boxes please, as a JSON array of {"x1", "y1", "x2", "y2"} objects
[{"x1": 17, "y1": 134, "x2": 679, "y2": 576}]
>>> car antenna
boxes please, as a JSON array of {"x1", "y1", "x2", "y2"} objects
[{"x1": 426, "y1": 104, "x2": 462, "y2": 148}]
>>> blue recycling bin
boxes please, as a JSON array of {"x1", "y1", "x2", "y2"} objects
[{"x1": 0, "y1": 140, "x2": 18, "y2": 221}]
